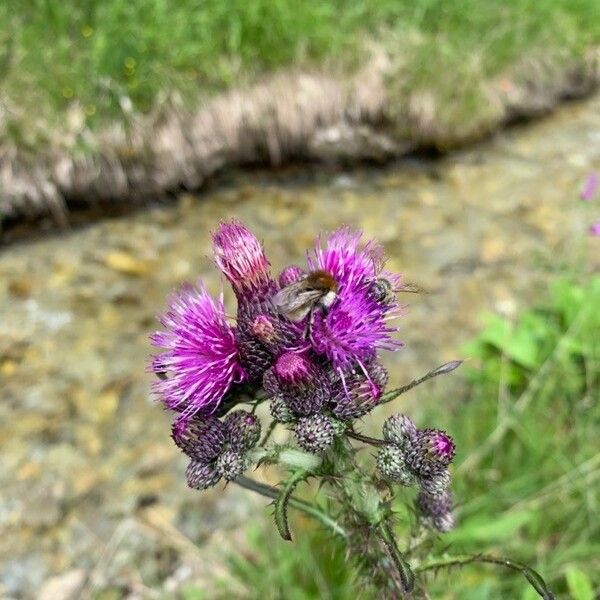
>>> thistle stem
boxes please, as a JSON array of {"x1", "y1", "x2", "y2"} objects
[
  {"x1": 260, "y1": 420, "x2": 278, "y2": 446},
  {"x1": 346, "y1": 430, "x2": 387, "y2": 447},
  {"x1": 233, "y1": 475, "x2": 347, "y2": 538},
  {"x1": 416, "y1": 554, "x2": 555, "y2": 599},
  {"x1": 380, "y1": 360, "x2": 464, "y2": 405},
  {"x1": 376, "y1": 520, "x2": 416, "y2": 594}
]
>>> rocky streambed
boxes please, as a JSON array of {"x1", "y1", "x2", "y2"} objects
[{"x1": 0, "y1": 96, "x2": 599, "y2": 599}]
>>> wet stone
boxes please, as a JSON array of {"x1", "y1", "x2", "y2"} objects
[{"x1": 0, "y1": 95, "x2": 598, "y2": 598}]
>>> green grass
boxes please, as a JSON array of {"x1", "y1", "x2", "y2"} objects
[
  {"x1": 2, "y1": 0, "x2": 599, "y2": 146},
  {"x1": 223, "y1": 277, "x2": 600, "y2": 599}
]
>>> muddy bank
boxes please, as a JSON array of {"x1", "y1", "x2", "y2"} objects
[{"x1": 1, "y1": 50, "x2": 599, "y2": 232}]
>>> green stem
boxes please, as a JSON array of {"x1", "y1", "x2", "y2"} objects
[
  {"x1": 260, "y1": 420, "x2": 277, "y2": 447},
  {"x1": 234, "y1": 475, "x2": 347, "y2": 539},
  {"x1": 376, "y1": 520, "x2": 415, "y2": 594},
  {"x1": 416, "y1": 554, "x2": 555, "y2": 599},
  {"x1": 380, "y1": 360, "x2": 463, "y2": 405},
  {"x1": 346, "y1": 430, "x2": 387, "y2": 447}
]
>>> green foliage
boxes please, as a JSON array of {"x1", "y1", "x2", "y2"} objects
[
  {"x1": 425, "y1": 277, "x2": 600, "y2": 597},
  {"x1": 565, "y1": 566, "x2": 594, "y2": 600},
  {"x1": 220, "y1": 525, "x2": 360, "y2": 600},
  {"x1": 1, "y1": 0, "x2": 599, "y2": 142},
  {"x1": 224, "y1": 278, "x2": 599, "y2": 598}
]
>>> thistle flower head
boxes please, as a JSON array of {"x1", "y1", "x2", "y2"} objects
[
  {"x1": 216, "y1": 449, "x2": 249, "y2": 481},
  {"x1": 331, "y1": 362, "x2": 388, "y2": 420},
  {"x1": 278, "y1": 265, "x2": 305, "y2": 288},
  {"x1": 186, "y1": 460, "x2": 221, "y2": 490},
  {"x1": 383, "y1": 414, "x2": 417, "y2": 449},
  {"x1": 376, "y1": 444, "x2": 417, "y2": 486},
  {"x1": 264, "y1": 351, "x2": 328, "y2": 416},
  {"x1": 171, "y1": 415, "x2": 226, "y2": 462},
  {"x1": 212, "y1": 220, "x2": 274, "y2": 301},
  {"x1": 224, "y1": 410, "x2": 261, "y2": 451},
  {"x1": 294, "y1": 414, "x2": 336, "y2": 454},
  {"x1": 150, "y1": 283, "x2": 247, "y2": 425},
  {"x1": 310, "y1": 285, "x2": 402, "y2": 369},
  {"x1": 303, "y1": 227, "x2": 403, "y2": 369},
  {"x1": 418, "y1": 488, "x2": 456, "y2": 532},
  {"x1": 406, "y1": 429, "x2": 455, "y2": 477},
  {"x1": 308, "y1": 227, "x2": 383, "y2": 289},
  {"x1": 274, "y1": 351, "x2": 313, "y2": 385}
]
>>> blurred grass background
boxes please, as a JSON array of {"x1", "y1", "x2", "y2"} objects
[
  {"x1": 2, "y1": 0, "x2": 599, "y2": 146},
  {"x1": 211, "y1": 277, "x2": 600, "y2": 600}
]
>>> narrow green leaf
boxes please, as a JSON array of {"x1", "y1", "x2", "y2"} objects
[{"x1": 566, "y1": 566, "x2": 594, "y2": 600}]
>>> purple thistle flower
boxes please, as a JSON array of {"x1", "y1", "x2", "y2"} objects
[
  {"x1": 278, "y1": 265, "x2": 306, "y2": 288},
  {"x1": 580, "y1": 172, "x2": 598, "y2": 201},
  {"x1": 305, "y1": 227, "x2": 403, "y2": 369},
  {"x1": 273, "y1": 351, "x2": 314, "y2": 384},
  {"x1": 212, "y1": 220, "x2": 275, "y2": 301},
  {"x1": 589, "y1": 221, "x2": 600, "y2": 237},
  {"x1": 308, "y1": 227, "x2": 383, "y2": 290},
  {"x1": 310, "y1": 285, "x2": 402, "y2": 370},
  {"x1": 150, "y1": 282, "x2": 247, "y2": 425}
]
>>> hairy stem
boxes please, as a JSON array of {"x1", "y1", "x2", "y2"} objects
[
  {"x1": 416, "y1": 554, "x2": 555, "y2": 599},
  {"x1": 233, "y1": 475, "x2": 346, "y2": 538},
  {"x1": 376, "y1": 520, "x2": 415, "y2": 593},
  {"x1": 346, "y1": 430, "x2": 387, "y2": 447},
  {"x1": 260, "y1": 420, "x2": 277, "y2": 446},
  {"x1": 380, "y1": 360, "x2": 464, "y2": 405}
]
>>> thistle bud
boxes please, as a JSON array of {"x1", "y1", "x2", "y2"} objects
[
  {"x1": 212, "y1": 220, "x2": 274, "y2": 301},
  {"x1": 417, "y1": 489, "x2": 453, "y2": 517},
  {"x1": 215, "y1": 449, "x2": 249, "y2": 481},
  {"x1": 294, "y1": 414, "x2": 335, "y2": 454},
  {"x1": 419, "y1": 468, "x2": 452, "y2": 495},
  {"x1": 376, "y1": 444, "x2": 417, "y2": 486},
  {"x1": 224, "y1": 410, "x2": 261, "y2": 451},
  {"x1": 382, "y1": 414, "x2": 417, "y2": 449},
  {"x1": 250, "y1": 314, "x2": 277, "y2": 345},
  {"x1": 432, "y1": 512, "x2": 455, "y2": 533},
  {"x1": 331, "y1": 363, "x2": 388, "y2": 420},
  {"x1": 264, "y1": 352, "x2": 328, "y2": 416},
  {"x1": 172, "y1": 416, "x2": 226, "y2": 462},
  {"x1": 405, "y1": 429, "x2": 455, "y2": 477},
  {"x1": 417, "y1": 490, "x2": 455, "y2": 533},
  {"x1": 186, "y1": 460, "x2": 221, "y2": 490},
  {"x1": 270, "y1": 395, "x2": 295, "y2": 423}
]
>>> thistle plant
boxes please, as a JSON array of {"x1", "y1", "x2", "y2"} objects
[{"x1": 149, "y1": 221, "x2": 555, "y2": 599}]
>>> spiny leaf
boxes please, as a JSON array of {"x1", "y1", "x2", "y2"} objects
[{"x1": 274, "y1": 470, "x2": 309, "y2": 542}]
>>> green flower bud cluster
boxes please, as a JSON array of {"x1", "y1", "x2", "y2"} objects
[{"x1": 378, "y1": 413, "x2": 456, "y2": 531}]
